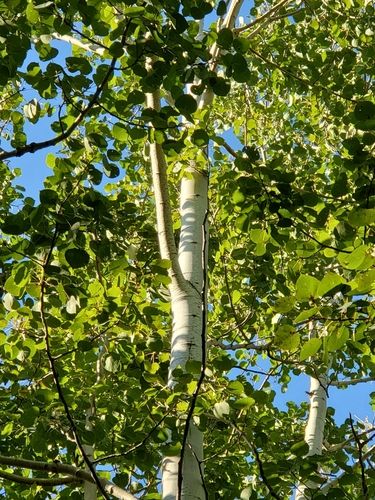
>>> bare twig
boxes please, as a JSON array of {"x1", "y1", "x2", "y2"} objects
[
  {"x1": 320, "y1": 444, "x2": 375, "y2": 495},
  {"x1": 91, "y1": 413, "x2": 169, "y2": 464},
  {"x1": 39, "y1": 228, "x2": 110, "y2": 499},
  {"x1": 0, "y1": 455, "x2": 136, "y2": 500},
  {"x1": 330, "y1": 376, "x2": 375, "y2": 387},
  {"x1": 234, "y1": 0, "x2": 291, "y2": 33},
  {"x1": 350, "y1": 414, "x2": 369, "y2": 499},
  {"x1": 229, "y1": 422, "x2": 281, "y2": 499},
  {"x1": 0, "y1": 470, "x2": 80, "y2": 487}
]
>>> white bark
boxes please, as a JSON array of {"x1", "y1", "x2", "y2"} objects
[
  {"x1": 83, "y1": 413, "x2": 96, "y2": 500},
  {"x1": 146, "y1": 87, "x2": 206, "y2": 500},
  {"x1": 162, "y1": 169, "x2": 208, "y2": 500},
  {"x1": 295, "y1": 374, "x2": 328, "y2": 500},
  {"x1": 147, "y1": 2, "x2": 244, "y2": 497}
]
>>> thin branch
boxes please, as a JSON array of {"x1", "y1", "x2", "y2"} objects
[
  {"x1": 247, "y1": 46, "x2": 357, "y2": 103},
  {"x1": 0, "y1": 25, "x2": 130, "y2": 161},
  {"x1": 0, "y1": 470, "x2": 80, "y2": 486},
  {"x1": 235, "y1": 0, "x2": 291, "y2": 33},
  {"x1": 50, "y1": 33, "x2": 106, "y2": 55},
  {"x1": 219, "y1": 139, "x2": 238, "y2": 157},
  {"x1": 350, "y1": 414, "x2": 369, "y2": 499},
  {"x1": 325, "y1": 427, "x2": 375, "y2": 452},
  {"x1": 320, "y1": 444, "x2": 375, "y2": 495},
  {"x1": 91, "y1": 413, "x2": 169, "y2": 464},
  {"x1": 211, "y1": 340, "x2": 272, "y2": 352},
  {"x1": 189, "y1": 445, "x2": 209, "y2": 499},
  {"x1": 145, "y1": 60, "x2": 187, "y2": 292},
  {"x1": 229, "y1": 422, "x2": 281, "y2": 499},
  {"x1": 246, "y1": 9, "x2": 304, "y2": 40},
  {"x1": 0, "y1": 456, "x2": 136, "y2": 500},
  {"x1": 296, "y1": 225, "x2": 351, "y2": 254},
  {"x1": 330, "y1": 376, "x2": 375, "y2": 387}
]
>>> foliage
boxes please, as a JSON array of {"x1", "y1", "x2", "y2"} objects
[{"x1": 0, "y1": 0, "x2": 374, "y2": 498}]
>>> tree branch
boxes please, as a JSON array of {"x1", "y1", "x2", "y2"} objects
[
  {"x1": 234, "y1": 0, "x2": 291, "y2": 33},
  {"x1": 324, "y1": 427, "x2": 375, "y2": 452},
  {"x1": 320, "y1": 444, "x2": 375, "y2": 495},
  {"x1": 51, "y1": 33, "x2": 106, "y2": 55},
  {"x1": 0, "y1": 456, "x2": 137, "y2": 500},
  {"x1": 0, "y1": 25, "x2": 130, "y2": 161},
  {"x1": 229, "y1": 422, "x2": 281, "y2": 499},
  {"x1": 329, "y1": 376, "x2": 375, "y2": 387},
  {"x1": 350, "y1": 414, "x2": 369, "y2": 499},
  {"x1": 0, "y1": 470, "x2": 80, "y2": 487},
  {"x1": 145, "y1": 77, "x2": 187, "y2": 292}
]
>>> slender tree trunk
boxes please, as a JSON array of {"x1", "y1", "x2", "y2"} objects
[
  {"x1": 295, "y1": 373, "x2": 328, "y2": 499},
  {"x1": 146, "y1": 2, "x2": 244, "y2": 496},
  {"x1": 146, "y1": 86, "x2": 207, "y2": 498},
  {"x1": 295, "y1": 323, "x2": 328, "y2": 500},
  {"x1": 162, "y1": 169, "x2": 208, "y2": 500}
]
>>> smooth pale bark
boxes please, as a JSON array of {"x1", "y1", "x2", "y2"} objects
[
  {"x1": 147, "y1": 2, "x2": 244, "y2": 497},
  {"x1": 162, "y1": 170, "x2": 208, "y2": 500},
  {"x1": 146, "y1": 87, "x2": 207, "y2": 498},
  {"x1": 83, "y1": 410, "x2": 96, "y2": 500},
  {"x1": 295, "y1": 373, "x2": 328, "y2": 499}
]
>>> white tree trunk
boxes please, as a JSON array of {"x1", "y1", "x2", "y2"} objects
[
  {"x1": 295, "y1": 373, "x2": 328, "y2": 500},
  {"x1": 146, "y1": 90, "x2": 207, "y2": 497},
  {"x1": 162, "y1": 169, "x2": 208, "y2": 500},
  {"x1": 146, "y1": 2, "x2": 244, "y2": 496}
]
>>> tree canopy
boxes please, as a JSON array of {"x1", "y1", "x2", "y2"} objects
[{"x1": 0, "y1": 0, "x2": 374, "y2": 499}]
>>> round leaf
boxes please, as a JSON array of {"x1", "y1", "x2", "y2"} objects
[{"x1": 65, "y1": 248, "x2": 90, "y2": 268}]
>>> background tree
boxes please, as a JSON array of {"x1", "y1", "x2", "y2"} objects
[{"x1": 0, "y1": 0, "x2": 374, "y2": 499}]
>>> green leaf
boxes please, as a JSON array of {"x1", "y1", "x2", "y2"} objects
[
  {"x1": 232, "y1": 397, "x2": 256, "y2": 409},
  {"x1": 40, "y1": 189, "x2": 58, "y2": 205},
  {"x1": 123, "y1": 6, "x2": 145, "y2": 17},
  {"x1": 295, "y1": 275, "x2": 320, "y2": 302},
  {"x1": 338, "y1": 245, "x2": 368, "y2": 270},
  {"x1": 326, "y1": 326, "x2": 349, "y2": 352},
  {"x1": 66, "y1": 57, "x2": 92, "y2": 75},
  {"x1": 354, "y1": 100, "x2": 375, "y2": 121},
  {"x1": 217, "y1": 28, "x2": 233, "y2": 49},
  {"x1": 300, "y1": 338, "x2": 322, "y2": 361},
  {"x1": 250, "y1": 229, "x2": 269, "y2": 244},
  {"x1": 273, "y1": 296, "x2": 296, "y2": 313},
  {"x1": 65, "y1": 248, "x2": 90, "y2": 268},
  {"x1": 1, "y1": 213, "x2": 30, "y2": 235},
  {"x1": 232, "y1": 289, "x2": 241, "y2": 304},
  {"x1": 216, "y1": 0, "x2": 227, "y2": 16},
  {"x1": 112, "y1": 123, "x2": 128, "y2": 141},
  {"x1": 290, "y1": 440, "x2": 309, "y2": 457},
  {"x1": 26, "y1": 4, "x2": 39, "y2": 23},
  {"x1": 350, "y1": 269, "x2": 375, "y2": 293},
  {"x1": 227, "y1": 381, "x2": 244, "y2": 396},
  {"x1": 294, "y1": 307, "x2": 318, "y2": 324},
  {"x1": 175, "y1": 94, "x2": 197, "y2": 115},
  {"x1": 3, "y1": 293, "x2": 14, "y2": 311},
  {"x1": 23, "y1": 98, "x2": 40, "y2": 123},
  {"x1": 191, "y1": 129, "x2": 209, "y2": 146},
  {"x1": 317, "y1": 272, "x2": 345, "y2": 297},
  {"x1": 213, "y1": 401, "x2": 230, "y2": 419},
  {"x1": 348, "y1": 208, "x2": 375, "y2": 227},
  {"x1": 208, "y1": 76, "x2": 231, "y2": 96}
]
